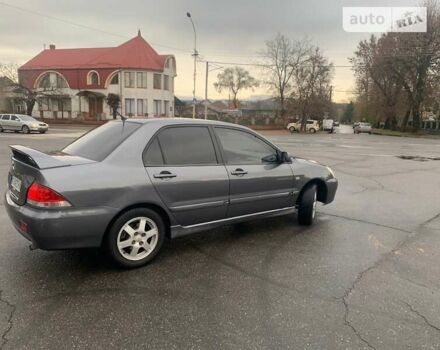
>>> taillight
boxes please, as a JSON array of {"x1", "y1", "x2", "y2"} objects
[{"x1": 27, "y1": 183, "x2": 71, "y2": 208}]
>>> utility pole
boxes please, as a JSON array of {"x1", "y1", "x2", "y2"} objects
[
  {"x1": 204, "y1": 61, "x2": 208, "y2": 120},
  {"x1": 187, "y1": 12, "x2": 198, "y2": 119}
]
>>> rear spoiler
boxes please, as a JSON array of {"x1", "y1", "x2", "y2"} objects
[
  {"x1": 10, "y1": 145, "x2": 69, "y2": 169},
  {"x1": 9, "y1": 145, "x2": 94, "y2": 170}
]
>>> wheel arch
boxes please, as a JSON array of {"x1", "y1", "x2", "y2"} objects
[
  {"x1": 296, "y1": 178, "x2": 328, "y2": 205},
  {"x1": 102, "y1": 202, "x2": 172, "y2": 246}
]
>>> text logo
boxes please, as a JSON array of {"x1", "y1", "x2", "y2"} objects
[{"x1": 343, "y1": 7, "x2": 427, "y2": 33}]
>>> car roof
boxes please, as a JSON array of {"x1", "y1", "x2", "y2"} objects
[{"x1": 113, "y1": 118, "x2": 254, "y2": 130}]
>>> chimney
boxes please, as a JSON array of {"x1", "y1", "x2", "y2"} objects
[{"x1": 49, "y1": 44, "x2": 56, "y2": 50}]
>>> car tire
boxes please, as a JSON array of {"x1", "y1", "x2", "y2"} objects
[
  {"x1": 289, "y1": 126, "x2": 296, "y2": 133},
  {"x1": 0, "y1": 126, "x2": 3, "y2": 132},
  {"x1": 106, "y1": 208, "x2": 166, "y2": 268},
  {"x1": 39, "y1": 131, "x2": 46, "y2": 134},
  {"x1": 22, "y1": 125, "x2": 30, "y2": 134},
  {"x1": 368, "y1": 131, "x2": 372, "y2": 134},
  {"x1": 310, "y1": 128, "x2": 316, "y2": 133},
  {"x1": 297, "y1": 184, "x2": 317, "y2": 226}
]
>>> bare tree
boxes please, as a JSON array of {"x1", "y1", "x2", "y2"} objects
[
  {"x1": 292, "y1": 48, "x2": 334, "y2": 131},
  {"x1": 0, "y1": 63, "x2": 36, "y2": 116},
  {"x1": 260, "y1": 34, "x2": 311, "y2": 124},
  {"x1": 214, "y1": 67, "x2": 259, "y2": 109}
]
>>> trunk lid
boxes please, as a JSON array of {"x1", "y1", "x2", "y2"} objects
[{"x1": 7, "y1": 145, "x2": 94, "y2": 205}]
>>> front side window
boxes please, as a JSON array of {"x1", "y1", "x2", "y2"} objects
[
  {"x1": 215, "y1": 127, "x2": 276, "y2": 165},
  {"x1": 156, "y1": 126, "x2": 217, "y2": 165},
  {"x1": 124, "y1": 72, "x2": 135, "y2": 88},
  {"x1": 153, "y1": 73, "x2": 162, "y2": 89}
]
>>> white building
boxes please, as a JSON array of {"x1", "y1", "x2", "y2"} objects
[{"x1": 18, "y1": 31, "x2": 176, "y2": 120}]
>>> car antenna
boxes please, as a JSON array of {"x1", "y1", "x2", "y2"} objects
[{"x1": 116, "y1": 111, "x2": 127, "y2": 122}]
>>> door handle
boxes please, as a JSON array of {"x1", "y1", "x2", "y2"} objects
[
  {"x1": 153, "y1": 171, "x2": 177, "y2": 179},
  {"x1": 231, "y1": 168, "x2": 248, "y2": 176}
]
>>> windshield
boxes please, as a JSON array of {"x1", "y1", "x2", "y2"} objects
[{"x1": 62, "y1": 121, "x2": 141, "y2": 161}]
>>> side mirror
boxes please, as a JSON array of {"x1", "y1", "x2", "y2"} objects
[{"x1": 276, "y1": 150, "x2": 291, "y2": 163}]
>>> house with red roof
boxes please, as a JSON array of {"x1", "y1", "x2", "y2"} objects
[{"x1": 18, "y1": 31, "x2": 176, "y2": 120}]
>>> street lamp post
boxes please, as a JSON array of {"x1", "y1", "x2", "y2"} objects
[{"x1": 187, "y1": 12, "x2": 198, "y2": 119}]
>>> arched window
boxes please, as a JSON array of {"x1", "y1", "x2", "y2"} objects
[
  {"x1": 110, "y1": 73, "x2": 119, "y2": 85},
  {"x1": 87, "y1": 71, "x2": 100, "y2": 85},
  {"x1": 36, "y1": 72, "x2": 69, "y2": 89}
]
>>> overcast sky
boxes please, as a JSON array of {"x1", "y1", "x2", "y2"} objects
[{"x1": 0, "y1": 0, "x2": 420, "y2": 102}]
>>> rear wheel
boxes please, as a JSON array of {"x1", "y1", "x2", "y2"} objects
[
  {"x1": 106, "y1": 208, "x2": 165, "y2": 268},
  {"x1": 39, "y1": 131, "x2": 46, "y2": 134},
  {"x1": 22, "y1": 125, "x2": 30, "y2": 134},
  {"x1": 289, "y1": 126, "x2": 296, "y2": 133},
  {"x1": 298, "y1": 185, "x2": 317, "y2": 226},
  {"x1": 309, "y1": 128, "x2": 316, "y2": 133},
  {"x1": 0, "y1": 126, "x2": 3, "y2": 132}
]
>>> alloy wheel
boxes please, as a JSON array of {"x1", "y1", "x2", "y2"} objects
[{"x1": 116, "y1": 217, "x2": 159, "y2": 261}]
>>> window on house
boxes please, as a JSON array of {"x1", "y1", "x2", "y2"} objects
[
  {"x1": 163, "y1": 75, "x2": 170, "y2": 91},
  {"x1": 62, "y1": 99, "x2": 71, "y2": 111},
  {"x1": 39, "y1": 74, "x2": 51, "y2": 88},
  {"x1": 110, "y1": 74, "x2": 119, "y2": 85},
  {"x1": 56, "y1": 74, "x2": 68, "y2": 88},
  {"x1": 88, "y1": 71, "x2": 99, "y2": 85},
  {"x1": 137, "y1": 99, "x2": 146, "y2": 116},
  {"x1": 164, "y1": 101, "x2": 170, "y2": 116},
  {"x1": 153, "y1": 74, "x2": 162, "y2": 89},
  {"x1": 154, "y1": 100, "x2": 161, "y2": 116},
  {"x1": 137, "y1": 72, "x2": 147, "y2": 88},
  {"x1": 124, "y1": 72, "x2": 135, "y2": 88},
  {"x1": 125, "y1": 98, "x2": 135, "y2": 116},
  {"x1": 38, "y1": 98, "x2": 49, "y2": 111}
]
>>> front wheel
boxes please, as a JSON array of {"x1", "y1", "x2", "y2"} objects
[
  {"x1": 22, "y1": 125, "x2": 30, "y2": 134},
  {"x1": 298, "y1": 185, "x2": 317, "y2": 226},
  {"x1": 106, "y1": 208, "x2": 166, "y2": 268},
  {"x1": 309, "y1": 128, "x2": 316, "y2": 133}
]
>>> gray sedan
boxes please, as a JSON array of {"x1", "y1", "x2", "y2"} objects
[
  {"x1": 0, "y1": 114, "x2": 49, "y2": 133},
  {"x1": 5, "y1": 119, "x2": 337, "y2": 268}
]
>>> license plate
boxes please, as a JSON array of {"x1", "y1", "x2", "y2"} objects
[{"x1": 11, "y1": 176, "x2": 22, "y2": 193}]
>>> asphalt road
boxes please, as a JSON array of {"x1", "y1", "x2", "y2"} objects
[{"x1": 1, "y1": 125, "x2": 440, "y2": 349}]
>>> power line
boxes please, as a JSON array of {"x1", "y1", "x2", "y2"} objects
[{"x1": 0, "y1": 1, "x2": 192, "y2": 53}]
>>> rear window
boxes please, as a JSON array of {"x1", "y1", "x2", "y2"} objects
[{"x1": 62, "y1": 121, "x2": 141, "y2": 161}]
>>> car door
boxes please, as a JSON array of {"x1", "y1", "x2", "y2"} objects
[
  {"x1": 214, "y1": 126, "x2": 295, "y2": 218},
  {"x1": 1, "y1": 115, "x2": 11, "y2": 130},
  {"x1": 9, "y1": 115, "x2": 21, "y2": 130},
  {"x1": 143, "y1": 125, "x2": 230, "y2": 227}
]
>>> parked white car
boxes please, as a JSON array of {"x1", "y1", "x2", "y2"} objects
[
  {"x1": 354, "y1": 122, "x2": 372, "y2": 134},
  {"x1": 287, "y1": 120, "x2": 319, "y2": 133}
]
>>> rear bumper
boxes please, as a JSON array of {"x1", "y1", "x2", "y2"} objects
[
  {"x1": 4, "y1": 191, "x2": 117, "y2": 250},
  {"x1": 324, "y1": 178, "x2": 338, "y2": 204}
]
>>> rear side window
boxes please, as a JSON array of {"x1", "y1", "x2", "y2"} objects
[
  {"x1": 62, "y1": 121, "x2": 141, "y2": 161},
  {"x1": 154, "y1": 126, "x2": 217, "y2": 165},
  {"x1": 143, "y1": 138, "x2": 164, "y2": 165},
  {"x1": 2, "y1": 115, "x2": 10, "y2": 120}
]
